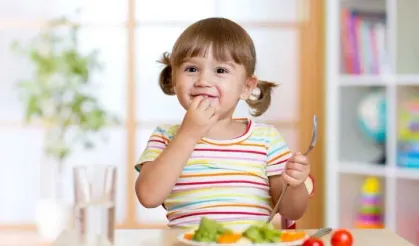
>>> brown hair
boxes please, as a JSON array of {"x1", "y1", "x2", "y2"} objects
[{"x1": 158, "y1": 17, "x2": 277, "y2": 117}]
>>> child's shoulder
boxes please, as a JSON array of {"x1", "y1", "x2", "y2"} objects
[
  {"x1": 152, "y1": 123, "x2": 180, "y2": 139},
  {"x1": 249, "y1": 121, "x2": 288, "y2": 148},
  {"x1": 249, "y1": 121, "x2": 287, "y2": 144},
  {"x1": 251, "y1": 121, "x2": 282, "y2": 136}
]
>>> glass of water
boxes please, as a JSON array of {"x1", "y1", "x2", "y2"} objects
[{"x1": 73, "y1": 165, "x2": 117, "y2": 245}]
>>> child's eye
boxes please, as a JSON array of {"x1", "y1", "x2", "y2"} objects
[
  {"x1": 185, "y1": 66, "x2": 198, "y2": 72},
  {"x1": 216, "y1": 67, "x2": 228, "y2": 74}
]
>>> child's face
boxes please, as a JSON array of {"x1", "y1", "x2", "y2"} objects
[{"x1": 173, "y1": 49, "x2": 257, "y2": 117}]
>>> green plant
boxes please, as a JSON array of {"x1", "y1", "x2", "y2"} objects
[{"x1": 10, "y1": 17, "x2": 119, "y2": 172}]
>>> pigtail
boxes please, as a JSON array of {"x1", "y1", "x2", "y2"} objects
[
  {"x1": 245, "y1": 80, "x2": 277, "y2": 117},
  {"x1": 158, "y1": 52, "x2": 175, "y2": 95}
]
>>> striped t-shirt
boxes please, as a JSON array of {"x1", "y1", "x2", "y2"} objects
[{"x1": 135, "y1": 118, "x2": 292, "y2": 230}]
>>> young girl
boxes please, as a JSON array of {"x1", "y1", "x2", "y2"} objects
[{"x1": 134, "y1": 17, "x2": 313, "y2": 231}]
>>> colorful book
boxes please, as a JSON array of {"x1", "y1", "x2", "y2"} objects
[{"x1": 340, "y1": 8, "x2": 388, "y2": 75}]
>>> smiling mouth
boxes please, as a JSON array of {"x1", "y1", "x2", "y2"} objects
[{"x1": 191, "y1": 94, "x2": 218, "y2": 98}]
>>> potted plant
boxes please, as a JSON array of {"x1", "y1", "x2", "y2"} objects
[{"x1": 10, "y1": 16, "x2": 119, "y2": 240}]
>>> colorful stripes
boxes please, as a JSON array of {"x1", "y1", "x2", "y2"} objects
[{"x1": 135, "y1": 119, "x2": 292, "y2": 229}]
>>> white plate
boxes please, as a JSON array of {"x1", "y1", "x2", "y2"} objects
[{"x1": 177, "y1": 233, "x2": 309, "y2": 246}]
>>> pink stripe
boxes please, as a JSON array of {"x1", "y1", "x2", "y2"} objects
[
  {"x1": 169, "y1": 216, "x2": 268, "y2": 226},
  {"x1": 171, "y1": 211, "x2": 269, "y2": 221},
  {"x1": 172, "y1": 183, "x2": 270, "y2": 191},
  {"x1": 194, "y1": 148, "x2": 266, "y2": 156},
  {"x1": 268, "y1": 159, "x2": 289, "y2": 165},
  {"x1": 267, "y1": 168, "x2": 285, "y2": 174},
  {"x1": 147, "y1": 145, "x2": 164, "y2": 150},
  {"x1": 149, "y1": 139, "x2": 165, "y2": 144},
  {"x1": 191, "y1": 155, "x2": 264, "y2": 162},
  {"x1": 276, "y1": 159, "x2": 289, "y2": 164},
  {"x1": 175, "y1": 180, "x2": 268, "y2": 187}
]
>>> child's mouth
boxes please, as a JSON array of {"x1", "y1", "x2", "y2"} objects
[
  {"x1": 191, "y1": 94, "x2": 218, "y2": 99},
  {"x1": 190, "y1": 94, "x2": 219, "y2": 105}
]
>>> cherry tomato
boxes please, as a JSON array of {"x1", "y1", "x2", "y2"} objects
[
  {"x1": 302, "y1": 238, "x2": 324, "y2": 246},
  {"x1": 331, "y1": 229, "x2": 353, "y2": 246}
]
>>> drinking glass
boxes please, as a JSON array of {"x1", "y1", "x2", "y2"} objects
[{"x1": 73, "y1": 165, "x2": 117, "y2": 246}]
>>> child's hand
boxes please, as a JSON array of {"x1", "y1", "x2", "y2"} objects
[
  {"x1": 283, "y1": 152, "x2": 310, "y2": 187},
  {"x1": 179, "y1": 96, "x2": 219, "y2": 141}
]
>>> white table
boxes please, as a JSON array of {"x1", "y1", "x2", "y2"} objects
[{"x1": 0, "y1": 228, "x2": 414, "y2": 246}]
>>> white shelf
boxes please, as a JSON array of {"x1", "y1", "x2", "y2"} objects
[
  {"x1": 395, "y1": 168, "x2": 419, "y2": 180},
  {"x1": 340, "y1": 75, "x2": 393, "y2": 86},
  {"x1": 395, "y1": 75, "x2": 419, "y2": 85},
  {"x1": 339, "y1": 162, "x2": 387, "y2": 176},
  {"x1": 338, "y1": 162, "x2": 419, "y2": 180},
  {"x1": 326, "y1": 0, "x2": 419, "y2": 244}
]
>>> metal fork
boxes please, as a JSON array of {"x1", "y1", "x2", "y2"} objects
[
  {"x1": 311, "y1": 227, "x2": 332, "y2": 238},
  {"x1": 266, "y1": 115, "x2": 318, "y2": 223}
]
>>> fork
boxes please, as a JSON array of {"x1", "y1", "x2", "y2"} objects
[
  {"x1": 266, "y1": 115, "x2": 318, "y2": 223},
  {"x1": 311, "y1": 227, "x2": 332, "y2": 238}
]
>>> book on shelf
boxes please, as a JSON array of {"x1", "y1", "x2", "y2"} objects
[
  {"x1": 397, "y1": 99, "x2": 419, "y2": 169},
  {"x1": 340, "y1": 8, "x2": 390, "y2": 75}
]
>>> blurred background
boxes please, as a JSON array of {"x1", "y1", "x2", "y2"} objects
[{"x1": 1, "y1": 0, "x2": 418, "y2": 244}]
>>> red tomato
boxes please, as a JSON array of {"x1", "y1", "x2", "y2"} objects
[
  {"x1": 331, "y1": 229, "x2": 353, "y2": 246},
  {"x1": 302, "y1": 238, "x2": 324, "y2": 246}
]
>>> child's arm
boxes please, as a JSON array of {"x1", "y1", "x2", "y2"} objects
[
  {"x1": 266, "y1": 128, "x2": 310, "y2": 220},
  {"x1": 135, "y1": 96, "x2": 219, "y2": 208},
  {"x1": 269, "y1": 175, "x2": 309, "y2": 220},
  {"x1": 135, "y1": 131, "x2": 197, "y2": 208}
]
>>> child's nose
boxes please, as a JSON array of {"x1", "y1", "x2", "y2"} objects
[{"x1": 194, "y1": 74, "x2": 213, "y2": 87}]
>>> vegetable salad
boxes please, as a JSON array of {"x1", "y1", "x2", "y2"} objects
[{"x1": 183, "y1": 217, "x2": 306, "y2": 244}]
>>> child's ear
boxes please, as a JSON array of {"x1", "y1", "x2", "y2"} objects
[{"x1": 240, "y1": 75, "x2": 258, "y2": 100}]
